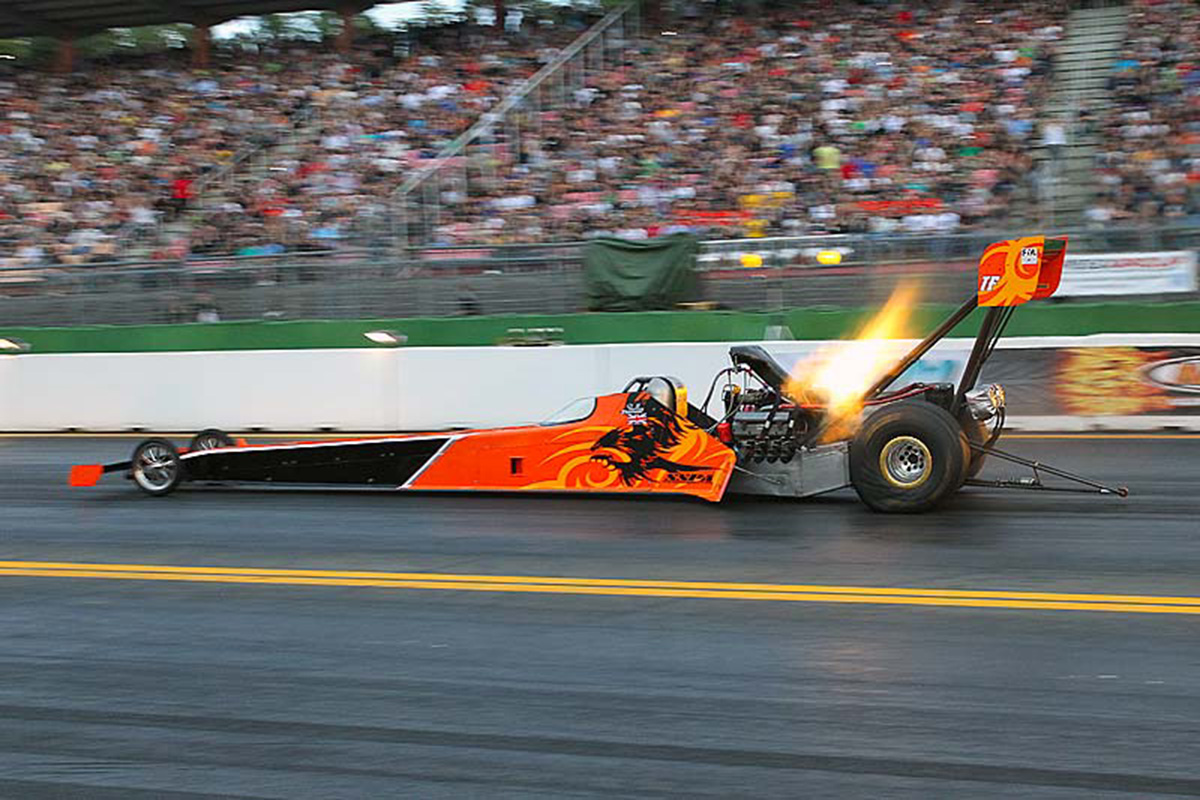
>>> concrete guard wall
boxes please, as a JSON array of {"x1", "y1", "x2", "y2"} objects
[{"x1": 4, "y1": 335, "x2": 1200, "y2": 432}]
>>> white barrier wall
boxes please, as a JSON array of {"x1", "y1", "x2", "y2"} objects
[
  {"x1": 3, "y1": 335, "x2": 1200, "y2": 432},
  {"x1": 1, "y1": 349, "x2": 402, "y2": 431}
]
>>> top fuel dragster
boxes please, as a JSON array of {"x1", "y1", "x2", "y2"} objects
[{"x1": 71, "y1": 236, "x2": 1127, "y2": 513}]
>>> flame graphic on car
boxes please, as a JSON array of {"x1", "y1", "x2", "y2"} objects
[{"x1": 526, "y1": 396, "x2": 729, "y2": 491}]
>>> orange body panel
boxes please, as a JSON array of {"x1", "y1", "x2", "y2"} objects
[
  {"x1": 978, "y1": 236, "x2": 1045, "y2": 307},
  {"x1": 978, "y1": 235, "x2": 1069, "y2": 307},
  {"x1": 411, "y1": 393, "x2": 736, "y2": 502}
]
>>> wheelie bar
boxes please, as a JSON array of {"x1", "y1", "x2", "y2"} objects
[{"x1": 964, "y1": 444, "x2": 1129, "y2": 497}]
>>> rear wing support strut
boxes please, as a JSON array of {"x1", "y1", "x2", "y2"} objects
[
  {"x1": 954, "y1": 305, "x2": 1015, "y2": 413},
  {"x1": 863, "y1": 295, "x2": 978, "y2": 401},
  {"x1": 863, "y1": 235, "x2": 1069, "y2": 407}
]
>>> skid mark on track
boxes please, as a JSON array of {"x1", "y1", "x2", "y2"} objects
[
  {"x1": 1, "y1": 560, "x2": 1199, "y2": 615},
  {"x1": 5, "y1": 703, "x2": 1200, "y2": 795}
]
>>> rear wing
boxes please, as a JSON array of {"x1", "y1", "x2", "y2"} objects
[
  {"x1": 866, "y1": 235, "x2": 1067, "y2": 402},
  {"x1": 978, "y1": 236, "x2": 1068, "y2": 306}
]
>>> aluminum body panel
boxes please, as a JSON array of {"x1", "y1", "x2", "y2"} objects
[{"x1": 726, "y1": 441, "x2": 850, "y2": 498}]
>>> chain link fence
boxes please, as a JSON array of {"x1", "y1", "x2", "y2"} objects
[{"x1": 2, "y1": 227, "x2": 1198, "y2": 327}]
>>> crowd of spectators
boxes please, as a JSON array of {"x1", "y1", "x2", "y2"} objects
[
  {"x1": 0, "y1": 17, "x2": 593, "y2": 268},
  {"x1": 1087, "y1": 0, "x2": 1200, "y2": 227},
  {"x1": 0, "y1": 47, "x2": 317, "y2": 268},
  {"x1": 1, "y1": 1, "x2": 1076, "y2": 263},
  {"x1": 429, "y1": 1, "x2": 1065, "y2": 245},
  {"x1": 184, "y1": 21, "x2": 591, "y2": 258}
]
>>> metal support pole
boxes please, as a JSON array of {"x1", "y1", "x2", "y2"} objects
[
  {"x1": 955, "y1": 305, "x2": 1015, "y2": 409},
  {"x1": 432, "y1": 172, "x2": 442, "y2": 235},
  {"x1": 461, "y1": 158, "x2": 469, "y2": 216}
]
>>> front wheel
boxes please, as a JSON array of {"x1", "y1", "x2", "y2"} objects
[
  {"x1": 850, "y1": 402, "x2": 967, "y2": 513},
  {"x1": 188, "y1": 428, "x2": 235, "y2": 452},
  {"x1": 131, "y1": 438, "x2": 184, "y2": 496}
]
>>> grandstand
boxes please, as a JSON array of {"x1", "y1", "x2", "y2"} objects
[
  {"x1": 415, "y1": 2, "x2": 1063, "y2": 245},
  {"x1": 1087, "y1": 0, "x2": 1200, "y2": 227},
  {"x1": 0, "y1": 0, "x2": 1197, "y2": 324}
]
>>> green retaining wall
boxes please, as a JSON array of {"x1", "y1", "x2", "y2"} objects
[{"x1": 3, "y1": 302, "x2": 1199, "y2": 354}]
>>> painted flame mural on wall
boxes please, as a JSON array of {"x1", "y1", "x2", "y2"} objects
[{"x1": 1056, "y1": 347, "x2": 1173, "y2": 416}]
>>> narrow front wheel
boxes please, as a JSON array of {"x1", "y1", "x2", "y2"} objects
[
  {"x1": 188, "y1": 428, "x2": 234, "y2": 452},
  {"x1": 131, "y1": 438, "x2": 184, "y2": 497}
]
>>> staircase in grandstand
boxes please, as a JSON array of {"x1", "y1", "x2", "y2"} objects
[
  {"x1": 176, "y1": 105, "x2": 325, "y2": 252},
  {"x1": 389, "y1": 3, "x2": 639, "y2": 250},
  {"x1": 111, "y1": 104, "x2": 323, "y2": 259},
  {"x1": 1034, "y1": 3, "x2": 1130, "y2": 226}
]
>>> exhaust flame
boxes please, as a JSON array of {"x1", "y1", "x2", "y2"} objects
[{"x1": 785, "y1": 284, "x2": 919, "y2": 436}]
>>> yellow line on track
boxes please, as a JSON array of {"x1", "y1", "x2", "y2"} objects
[{"x1": 0, "y1": 561, "x2": 1197, "y2": 615}]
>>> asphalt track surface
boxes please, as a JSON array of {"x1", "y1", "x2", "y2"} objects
[{"x1": 1, "y1": 435, "x2": 1198, "y2": 799}]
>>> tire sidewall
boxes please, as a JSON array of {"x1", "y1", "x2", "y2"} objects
[
  {"x1": 958, "y1": 413, "x2": 990, "y2": 480},
  {"x1": 850, "y1": 402, "x2": 965, "y2": 513}
]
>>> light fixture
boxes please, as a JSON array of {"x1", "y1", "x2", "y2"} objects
[
  {"x1": 363, "y1": 330, "x2": 406, "y2": 346},
  {"x1": 0, "y1": 337, "x2": 30, "y2": 353}
]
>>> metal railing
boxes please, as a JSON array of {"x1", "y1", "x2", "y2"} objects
[
  {"x1": 192, "y1": 104, "x2": 320, "y2": 211},
  {"x1": 2, "y1": 226, "x2": 1196, "y2": 327},
  {"x1": 107, "y1": 105, "x2": 322, "y2": 259}
]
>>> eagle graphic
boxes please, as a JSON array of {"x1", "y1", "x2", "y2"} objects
[{"x1": 589, "y1": 395, "x2": 715, "y2": 485}]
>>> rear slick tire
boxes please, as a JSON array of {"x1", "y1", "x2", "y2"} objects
[
  {"x1": 958, "y1": 412, "x2": 990, "y2": 481},
  {"x1": 850, "y1": 402, "x2": 967, "y2": 513}
]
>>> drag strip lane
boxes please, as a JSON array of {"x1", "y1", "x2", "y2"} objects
[
  {"x1": 5, "y1": 703, "x2": 1200, "y2": 797},
  {"x1": 3, "y1": 560, "x2": 1200, "y2": 615}
]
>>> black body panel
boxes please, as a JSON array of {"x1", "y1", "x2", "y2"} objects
[{"x1": 183, "y1": 438, "x2": 449, "y2": 486}]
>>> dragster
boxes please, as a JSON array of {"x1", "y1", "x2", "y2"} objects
[{"x1": 70, "y1": 236, "x2": 1127, "y2": 513}]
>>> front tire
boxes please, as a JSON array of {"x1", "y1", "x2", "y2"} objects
[
  {"x1": 131, "y1": 438, "x2": 184, "y2": 496},
  {"x1": 850, "y1": 402, "x2": 967, "y2": 513}
]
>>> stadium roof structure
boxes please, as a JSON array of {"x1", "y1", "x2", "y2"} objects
[{"x1": 0, "y1": 0, "x2": 382, "y2": 39}]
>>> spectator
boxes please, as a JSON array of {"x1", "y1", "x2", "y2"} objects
[{"x1": 1042, "y1": 118, "x2": 1067, "y2": 163}]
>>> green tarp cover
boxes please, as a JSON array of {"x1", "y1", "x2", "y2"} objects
[{"x1": 583, "y1": 234, "x2": 700, "y2": 311}]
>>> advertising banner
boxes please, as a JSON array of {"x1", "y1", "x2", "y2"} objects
[
  {"x1": 1058, "y1": 251, "x2": 1197, "y2": 297},
  {"x1": 980, "y1": 346, "x2": 1200, "y2": 417}
]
